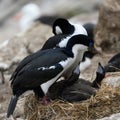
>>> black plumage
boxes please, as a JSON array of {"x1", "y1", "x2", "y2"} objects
[
  {"x1": 41, "y1": 34, "x2": 68, "y2": 50},
  {"x1": 83, "y1": 23, "x2": 95, "y2": 40},
  {"x1": 52, "y1": 18, "x2": 75, "y2": 35},
  {"x1": 7, "y1": 34, "x2": 94, "y2": 118},
  {"x1": 82, "y1": 23, "x2": 98, "y2": 63},
  {"x1": 52, "y1": 19, "x2": 98, "y2": 70},
  {"x1": 10, "y1": 48, "x2": 68, "y2": 96},
  {"x1": 104, "y1": 53, "x2": 120, "y2": 72},
  {"x1": 47, "y1": 63, "x2": 105, "y2": 102}
]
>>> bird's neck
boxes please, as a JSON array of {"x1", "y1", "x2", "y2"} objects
[
  {"x1": 73, "y1": 44, "x2": 87, "y2": 58},
  {"x1": 80, "y1": 57, "x2": 91, "y2": 71},
  {"x1": 58, "y1": 36, "x2": 71, "y2": 48},
  {"x1": 92, "y1": 73, "x2": 105, "y2": 88},
  {"x1": 68, "y1": 24, "x2": 75, "y2": 34},
  {"x1": 69, "y1": 22, "x2": 88, "y2": 36},
  {"x1": 65, "y1": 44, "x2": 88, "y2": 60}
]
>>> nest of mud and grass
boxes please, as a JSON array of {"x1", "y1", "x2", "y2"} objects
[{"x1": 24, "y1": 82, "x2": 120, "y2": 120}]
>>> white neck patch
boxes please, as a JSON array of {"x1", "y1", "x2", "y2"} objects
[
  {"x1": 72, "y1": 44, "x2": 88, "y2": 56},
  {"x1": 70, "y1": 22, "x2": 88, "y2": 36},
  {"x1": 40, "y1": 45, "x2": 87, "y2": 94},
  {"x1": 58, "y1": 22, "x2": 88, "y2": 48},
  {"x1": 40, "y1": 58, "x2": 72, "y2": 94},
  {"x1": 79, "y1": 57, "x2": 91, "y2": 71},
  {"x1": 40, "y1": 71, "x2": 63, "y2": 94},
  {"x1": 58, "y1": 35, "x2": 71, "y2": 48}
]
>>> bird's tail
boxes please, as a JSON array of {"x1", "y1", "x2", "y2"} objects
[
  {"x1": 7, "y1": 95, "x2": 19, "y2": 118},
  {"x1": 92, "y1": 62, "x2": 105, "y2": 88}
]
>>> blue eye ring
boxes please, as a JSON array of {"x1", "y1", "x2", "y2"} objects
[{"x1": 89, "y1": 42, "x2": 93, "y2": 47}]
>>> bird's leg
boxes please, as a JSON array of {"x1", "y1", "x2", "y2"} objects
[
  {"x1": 34, "y1": 87, "x2": 44, "y2": 101},
  {"x1": 42, "y1": 96, "x2": 51, "y2": 105}
]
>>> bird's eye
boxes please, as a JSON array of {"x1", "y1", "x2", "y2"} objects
[{"x1": 89, "y1": 42, "x2": 94, "y2": 47}]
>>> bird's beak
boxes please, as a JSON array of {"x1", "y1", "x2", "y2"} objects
[{"x1": 88, "y1": 44, "x2": 102, "y2": 55}]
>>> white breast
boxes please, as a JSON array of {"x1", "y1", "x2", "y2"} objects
[
  {"x1": 79, "y1": 57, "x2": 91, "y2": 71},
  {"x1": 40, "y1": 54, "x2": 82, "y2": 94}
]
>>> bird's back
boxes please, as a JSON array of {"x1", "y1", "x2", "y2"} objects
[
  {"x1": 41, "y1": 34, "x2": 68, "y2": 50},
  {"x1": 105, "y1": 53, "x2": 120, "y2": 72},
  {"x1": 108, "y1": 53, "x2": 120, "y2": 63}
]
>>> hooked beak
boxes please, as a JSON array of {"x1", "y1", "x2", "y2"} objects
[{"x1": 88, "y1": 44, "x2": 102, "y2": 55}]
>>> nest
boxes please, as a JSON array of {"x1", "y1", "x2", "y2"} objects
[{"x1": 24, "y1": 83, "x2": 120, "y2": 120}]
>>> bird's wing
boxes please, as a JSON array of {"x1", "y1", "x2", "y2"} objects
[
  {"x1": 10, "y1": 35, "x2": 68, "y2": 81},
  {"x1": 10, "y1": 49, "x2": 42, "y2": 81},
  {"x1": 10, "y1": 48, "x2": 65, "y2": 81},
  {"x1": 41, "y1": 34, "x2": 67, "y2": 50},
  {"x1": 11, "y1": 61, "x2": 64, "y2": 88}
]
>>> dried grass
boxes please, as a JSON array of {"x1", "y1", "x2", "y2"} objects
[{"x1": 24, "y1": 83, "x2": 120, "y2": 120}]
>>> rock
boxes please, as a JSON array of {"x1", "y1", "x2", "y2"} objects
[
  {"x1": 70, "y1": 12, "x2": 99, "y2": 25},
  {"x1": 13, "y1": 96, "x2": 25, "y2": 119},
  {"x1": 0, "y1": 113, "x2": 6, "y2": 120},
  {"x1": 97, "y1": 113, "x2": 120, "y2": 120},
  {"x1": 40, "y1": 0, "x2": 102, "y2": 17},
  {"x1": 104, "y1": 72, "x2": 120, "y2": 87},
  {"x1": 95, "y1": 0, "x2": 120, "y2": 52},
  {"x1": 0, "y1": 23, "x2": 52, "y2": 72}
]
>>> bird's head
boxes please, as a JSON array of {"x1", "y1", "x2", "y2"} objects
[
  {"x1": 83, "y1": 23, "x2": 95, "y2": 39},
  {"x1": 66, "y1": 35, "x2": 94, "y2": 52},
  {"x1": 52, "y1": 18, "x2": 88, "y2": 36},
  {"x1": 64, "y1": 35, "x2": 94, "y2": 58},
  {"x1": 92, "y1": 62, "x2": 105, "y2": 89},
  {"x1": 52, "y1": 18, "x2": 74, "y2": 35},
  {"x1": 96, "y1": 62, "x2": 105, "y2": 79}
]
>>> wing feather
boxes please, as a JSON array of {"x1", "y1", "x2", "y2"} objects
[{"x1": 11, "y1": 62, "x2": 64, "y2": 88}]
